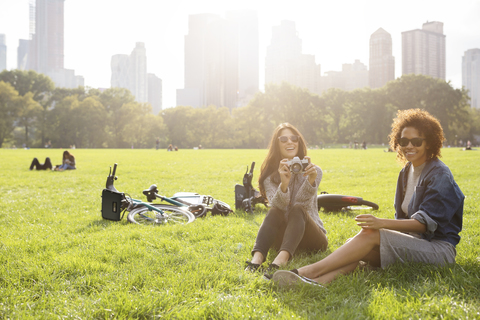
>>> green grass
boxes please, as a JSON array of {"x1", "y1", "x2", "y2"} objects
[{"x1": 0, "y1": 147, "x2": 479, "y2": 319}]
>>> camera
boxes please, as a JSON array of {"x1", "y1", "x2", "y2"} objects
[{"x1": 287, "y1": 157, "x2": 309, "y2": 174}]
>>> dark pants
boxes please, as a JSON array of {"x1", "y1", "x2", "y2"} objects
[
  {"x1": 252, "y1": 205, "x2": 328, "y2": 259},
  {"x1": 30, "y1": 157, "x2": 52, "y2": 170}
]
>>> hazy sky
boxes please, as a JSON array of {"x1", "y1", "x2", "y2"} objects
[{"x1": 1, "y1": 0, "x2": 479, "y2": 109}]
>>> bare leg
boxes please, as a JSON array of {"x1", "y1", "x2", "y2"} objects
[
  {"x1": 251, "y1": 251, "x2": 264, "y2": 265},
  {"x1": 298, "y1": 228, "x2": 381, "y2": 280},
  {"x1": 272, "y1": 250, "x2": 290, "y2": 266},
  {"x1": 313, "y1": 261, "x2": 360, "y2": 284}
]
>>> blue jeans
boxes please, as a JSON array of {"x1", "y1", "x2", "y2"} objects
[{"x1": 58, "y1": 163, "x2": 76, "y2": 170}]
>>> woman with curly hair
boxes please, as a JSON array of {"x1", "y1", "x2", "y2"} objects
[
  {"x1": 245, "y1": 123, "x2": 328, "y2": 272},
  {"x1": 270, "y1": 109, "x2": 464, "y2": 287}
]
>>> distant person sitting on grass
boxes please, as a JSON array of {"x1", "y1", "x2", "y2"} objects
[
  {"x1": 269, "y1": 109, "x2": 464, "y2": 287},
  {"x1": 54, "y1": 151, "x2": 76, "y2": 171},
  {"x1": 29, "y1": 157, "x2": 53, "y2": 170},
  {"x1": 245, "y1": 122, "x2": 328, "y2": 273}
]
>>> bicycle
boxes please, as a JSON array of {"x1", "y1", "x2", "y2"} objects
[{"x1": 101, "y1": 163, "x2": 231, "y2": 226}]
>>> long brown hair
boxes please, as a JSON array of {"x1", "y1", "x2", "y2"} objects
[
  {"x1": 63, "y1": 150, "x2": 75, "y2": 161},
  {"x1": 258, "y1": 123, "x2": 308, "y2": 200}
]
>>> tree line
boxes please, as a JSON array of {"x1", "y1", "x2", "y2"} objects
[{"x1": 1, "y1": 69, "x2": 478, "y2": 149}]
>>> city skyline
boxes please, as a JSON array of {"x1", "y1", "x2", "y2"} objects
[{"x1": 1, "y1": 0, "x2": 479, "y2": 109}]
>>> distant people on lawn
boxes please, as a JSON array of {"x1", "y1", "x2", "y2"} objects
[
  {"x1": 53, "y1": 150, "x2": 76, "y2": 171},
  {"x1": 245, "y1": 122, "x2": 328, "y2": 274},
  {"x1": 269, "y1": 109, "x2": 464, "y2": 287},
  {"x1": 167, "y1": 144, "x2": 173, "y2": 151},
  {"x1": 156, "y1": 138, "x2": 160, "y2": 150},
  {"x1": 29, "y1": 157, "x2": 53, "y2": 170}
]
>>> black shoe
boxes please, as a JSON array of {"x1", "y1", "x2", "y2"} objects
[
  {"x1": 245, "y1": 261, "x2": 262, "y2": 272},
  {"x1": 265, "y1": 263, "x2": 279, "y2": 273},
  {"x1": 262, "y1": 263, "x2": 280, "y2": 280}
]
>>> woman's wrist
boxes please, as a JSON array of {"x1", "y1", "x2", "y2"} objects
[{"x1": 280, "y1": 182, "x2": 288, "y2": 193}]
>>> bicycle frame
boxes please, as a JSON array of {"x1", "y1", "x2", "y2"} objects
[{"x1": 105, "y1": 163, "x2": 188, "y2": 217}]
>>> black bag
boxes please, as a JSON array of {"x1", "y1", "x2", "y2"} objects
[
  {"x1": 101, "y1": 189, "x2": 126, "y2": 221},
  {"x1": 234, "y1": 184, "x2": 247, "y2": 210},
  {"x1": 235, "y1": 162, "x2": 268, "y2": 213}
]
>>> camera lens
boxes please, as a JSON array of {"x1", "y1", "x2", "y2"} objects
[{"x1": 291, "y1": 163, "x2": 302, "y2": 173}]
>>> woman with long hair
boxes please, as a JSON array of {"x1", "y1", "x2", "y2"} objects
[
  {"x1": 270, "y1": 109, "x2": 464, "y2": 287},
  {"x1": 54, "y1": 150, "x2": 76, "y2": 171},
  {"x1": 245, "y1": 123, "x2": 328, "y2": 272}
]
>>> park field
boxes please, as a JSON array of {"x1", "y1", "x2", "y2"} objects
[{"x1": 0, "y1": 147, "x2": 479, "y2": 319}]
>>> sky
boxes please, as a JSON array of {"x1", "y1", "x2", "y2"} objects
[{"x1": 1, "y1": 0, "x2": 480, "y2": 109}]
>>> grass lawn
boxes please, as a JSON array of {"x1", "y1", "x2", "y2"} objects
[{"x1": 0, "y1": 147, "x2": 479, "y2": 319}]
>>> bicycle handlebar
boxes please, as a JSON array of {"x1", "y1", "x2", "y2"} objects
[
  {"x1": 112, "y1": 163, "x2": 117, "y2": 178},
  {"x1": 106, "y1": 163, "x2": 119, "y2": 192}
]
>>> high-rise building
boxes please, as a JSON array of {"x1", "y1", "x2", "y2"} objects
[
  {"x1": 177, "y1": 13, "x2": 220, "y2": 108},
  {"x1": 129, "y1": 42, "x2": 148, "y2": 103},
  {"x1": 321, "y1": 60, "x2": 368, "y2": 93},
  {"x1": 369, "y1": 28, "x2": 395, "y2": 88},
  {"x1": 204, "y1": 17, "x2": 239, "y2": 109},
  {"x1": 0, "y1": 34, "x2": 6, "y2": 72},
  {"x1": 110, "y1": 43, "x2": 149, "y2": 104},
  {"x1": 30, "y1": 0, "x2": 64, "y2": 74},
  {"x1": 20, "y1": 0, "x2": 83, "y2": 88},
  {"x1": 148, "y1": 73, "x2": 162, "y2": 114},
  {"x1": 177, "y1": 11, "x2": 259, "y2": 109},
  {"x1": 265, "y1": 20, "x2": 321, "y2": 95},
  {"x1": 111, "y1": 54, "x2": 130, "y2": 89},
  {"x1": 17, "y1": 39, "x2": 30, "y2": 70},
  {"x1": 344, "y1": 60, "x2": 369, "y2": 91},
  {"x1": 462, "y1": 48, "x2": 480, "y2": 109},
  {"x1": 402, "y1": 21, "x2": 446, "y2": 80},
  {"x1": 227, "y1": 11, "x2": 259, "y2": 107}
]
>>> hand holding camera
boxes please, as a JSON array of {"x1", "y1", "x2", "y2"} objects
[
  {"x1": 286, "y1": 157, "x2": 309, "y2": 174},
  {"x1": 287, "y1": 156, "x2": 317, "y2": 186},
  {"x1": 279, "y1": 156, "x2": 318, "y2": 190}
]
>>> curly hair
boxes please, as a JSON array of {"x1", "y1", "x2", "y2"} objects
[
  {"x1": 258, "y1": 123, "x2": 307, "y2": 200},
  {"x1": 388, "y1": 109, "x2": 444, "y2": 164}
]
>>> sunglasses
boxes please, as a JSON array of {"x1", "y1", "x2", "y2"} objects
[
  {"x1": 278, "y1": 135, "x2": 299, "y2": 143},
  {"x1": 398, "y1": 137, "x2": 425, "y2": 147}
]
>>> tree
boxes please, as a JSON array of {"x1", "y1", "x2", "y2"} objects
[
  {"x1": 47, "y1": 96, "x2": 79, "y2": 148},
  {"x1": 344, "y1": 88, "x2": 396, "y2": 144},
  {"x1": 99, "y1": 88, "x2": 136, "y2": 148},
  {"x1": 161, "y1": 106, "x2": 195, "y2": 148},
  {"x1": 0, "y1": 81, "x2": 20, "y2": 147},
  {"x1": 73, "y1": 96, "x2": 107, "y2": 148},
  {"x1": 0, "y1": 70, "x2": 55, "y2": 146},
  {"x1": 118, "y1": 102, "x2": 165, "y2": 148},
  {"x1": 320, "y1": 88, "x2": 350, "y2": 143},
  {"x1": 16, "y1": 92, "x2": 42, "y2": 148},
  {"x1": 385, "y1": 74, "x2": 470, "y2": 143},
  {"x1": 0, "y1": 70, "x2": 54, "y2": 100}
]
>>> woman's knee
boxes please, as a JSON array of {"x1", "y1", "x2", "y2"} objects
[
  {"x1": 357, "y1": 228, "x2": 380, "y2": 244},
  {"x1": 266, "y1": 207, "x2": 284, "y2": 219},
  {"x1": 290, "y1": 205, "x2": 307, "y2": 218}
]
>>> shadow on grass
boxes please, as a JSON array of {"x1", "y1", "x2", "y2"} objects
[{"x1": 75, "y1": 219, "x2": 124, "y2": 233}]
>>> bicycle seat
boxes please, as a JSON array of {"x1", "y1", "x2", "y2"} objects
[{"x1": 143, "y1": 184, "x2": 158, "y2": 202}]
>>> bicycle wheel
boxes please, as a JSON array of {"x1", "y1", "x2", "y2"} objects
[{"x1": 127, "y1": 204, "x2": 195, "y2": 225}]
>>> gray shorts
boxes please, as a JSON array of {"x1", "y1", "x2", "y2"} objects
[{"x1": 379, "y1": 229, "x2": 456, "y2": 269}]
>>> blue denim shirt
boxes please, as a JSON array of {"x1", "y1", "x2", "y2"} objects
[{"x1": 394, "y1": 158, "x2": 464, "y2": 247}]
